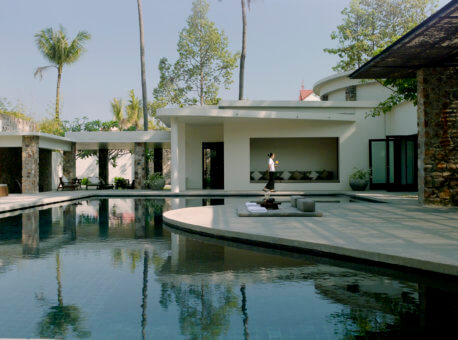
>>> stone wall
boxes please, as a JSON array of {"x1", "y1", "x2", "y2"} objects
[
  {"x1": 0, "y1": 113, "x2": 37, "y2": 132},
  {"x1": 134, "y1": 143, "x2": 146, "y2": 189},
  {"x1": 63, "y1": 143, "x2": 76, "y2": 180},
  {"x1": 0, "y1": 147, "x2": 22, "y2": 193},
  {"x1": 417, "y1": 67, "x2": 458, "y2": 206},
  {"x1": 22, "y1": 136, "x2": 39, "y2": 193}
]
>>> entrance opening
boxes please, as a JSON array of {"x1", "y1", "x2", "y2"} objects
[
  {"x1": 369, "y1": 135, "x2": 417, "y2": 191},
  {"x1": 202, "y1": 142, "x2": 224, "y2": 189}
]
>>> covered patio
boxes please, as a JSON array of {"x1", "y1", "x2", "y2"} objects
[{"x1": 350, "y1": 0, "x2": 458, "y2": 206}]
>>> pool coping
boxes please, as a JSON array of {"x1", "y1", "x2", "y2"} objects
[{"x1": 0, "y1": 189, "x2": 391, "y2": 215}]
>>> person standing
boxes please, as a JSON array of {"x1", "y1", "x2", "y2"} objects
[{"x1": 264, "y1": 152, "x2": 277, "y2": 192}]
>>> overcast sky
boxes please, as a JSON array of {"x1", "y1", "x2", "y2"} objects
[{"x1": 0, "y1": 0, "x2": 450, "y2": 122}]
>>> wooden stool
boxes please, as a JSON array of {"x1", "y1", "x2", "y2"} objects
[{"x1": 0, "y1": 184, "x2": 8, "y2": 197}]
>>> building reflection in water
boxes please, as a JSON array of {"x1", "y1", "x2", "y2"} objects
[{"x1": 22, "y1": 210, "x2": 39, "y2": 256}]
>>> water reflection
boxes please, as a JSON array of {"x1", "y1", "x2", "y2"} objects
[
  {"x1": 37, "y1": 251, "x2": 90, "y2": 338},
  {"x1": 0, "y1": 198, "x2": 456, "y2": 339}
]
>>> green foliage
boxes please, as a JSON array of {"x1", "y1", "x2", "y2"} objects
[
  {"x1": 145, "y1": 172, "x2": 165, "y2": 189},
  {"x1": 114, "y1": 177, "x2": 128, "y2": 189},
  {"x1": 126, "y1": 90, "x2": 143, "y2": 129},
  {"x1": 369, "y1": 78, "x2": 417, "y2": 117},
  {"x1": 324, "y1": 0, "x2": 438, "y2": 72},
  {"x1": 0, "y1": 98, "x2": 32, "y2": 121},
  {"x1": 349, "y1": 168, "x2": 371, "y2": 181},
  {"x1": 81, "y1": 178, "x2": 88, "y2": 186},
  {"x1": 39, "y1": 118, "x2": 65, "y2": 136},
  {"x1": 153, "y1": 0, "x2": 238, "y2": 106},
  {"x1": 34, "y1": 26, "x2": 91, "y2": 120}
]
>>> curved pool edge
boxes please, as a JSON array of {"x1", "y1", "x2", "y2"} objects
[{"x1": 163, "y1": 206, "x2": 458, "y2": 278}]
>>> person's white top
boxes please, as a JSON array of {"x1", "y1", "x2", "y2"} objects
[{"x1": 268, "y1": 158, "x2": 275, "y2": 172}]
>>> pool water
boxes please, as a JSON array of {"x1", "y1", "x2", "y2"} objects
[{"x1": 0, "y1": 197, "x2": 456, "y2": 339}]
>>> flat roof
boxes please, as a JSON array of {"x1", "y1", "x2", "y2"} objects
[
  {"x1": 157, "y1": 100, "x2": 380, "y2": 125},
  {"x1": 350, "y1": 1, "x2": 458, "y2": 79}
]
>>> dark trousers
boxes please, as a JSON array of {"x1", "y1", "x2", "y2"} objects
[{"x1": 265, "y1": 171, "x2": 275, "y2": 190}]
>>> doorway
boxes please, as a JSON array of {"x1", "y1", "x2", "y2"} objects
[
  {"x1": 202, "y1": 142, "x2": 224, "y2": 189},
  {"x1": 369, "y1": 135, "x2": 417, "y2": 191}
]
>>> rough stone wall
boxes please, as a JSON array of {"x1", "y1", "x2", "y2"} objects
[
  {"x1": 39, "y1": 149, "x2": 52, "y2": 192},
  {"x1": 345, "y1": 86, "x2": 357, "y2": 101},
  {"x1": 22, "y1": 210, "x2": 39, "y2": 256},
  {"x1": 0, "y1": 113, "x2": 37, "y2": 132},
  {"x1": 417, "y1": 67, "x2": 458, "y2": 206},
  {"x1": 134, "y1": 143, "x2": 146, "y2": 189},
  {"x1": 63, "y1": 143, "x2": 76, "y2": 180},
  {"x1": 163, "y1": 148, "x2": 171, "y2": 185},
  {"x1": 0, "y1": 147, "x2": 22, "y2": 193},
  {"x1": 22, "y1": 136, "x2": 39, "y2": 193}
]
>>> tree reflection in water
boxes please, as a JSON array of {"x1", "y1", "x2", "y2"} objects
[
  {"x1": 37, "y1": 251, "x2": 90, "y2": 338},
  {"x1": 160, "y1": 282, "x2": 239, "y2": 339}
]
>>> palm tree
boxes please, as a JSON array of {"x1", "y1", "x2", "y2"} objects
[
  {"x1": 136, "y1": 0, "x2": 148, "y2": 132},
  {"x1": 126, "y1": 90, "x2": 142, "y2": 129},
  {"x1": 34, "y1": 26, "x2": 91, "y2": 121},
  {"x1": 111, "y1": 97, "x2": 129, "y2": 130},
  {"x1": 239, "y1": 0, "x2": 252, "y2": 100}
]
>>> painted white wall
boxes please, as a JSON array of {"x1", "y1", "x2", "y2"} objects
[
  {"x1": 51, "y1": 151, "x2": 63, "y2": 190},
  {"x1": 385, "y1": 101, "x2": 418, "y2": 136},
  {"x1": 327, "y1": 89, "x2": 346, "y2": 101},
  {"x1": 250, "y1": 138, "x2": 338, "y2": 175},
  {"x1": 185, "y1": 124, "x2": 223, "y2": 189},
  {"x1": 223, "y1": 111, "x2": 385, "y2": 191},
  {"x1": 171, "y1": 118, "x2": 187, "y2": 192},
  {"x1": 357, "y1": 82, "x2": 392, "y2": 101},
  {"x1": 303, "y1": 93, "x2": 321, "y2": 101},
  {"x1": 76, "y1": 153, "x2": 134, "y2": 184}
]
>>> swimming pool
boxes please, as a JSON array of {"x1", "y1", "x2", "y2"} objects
[{"x1": 0, "y1": 197, "x2": 456, "y2": 339}]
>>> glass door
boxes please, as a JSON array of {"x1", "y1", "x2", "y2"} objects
[{"x1": 369, "y1": 139, "x2": 387, "y2": 190}]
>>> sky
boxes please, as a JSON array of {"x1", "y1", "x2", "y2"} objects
[{"x1": 0, "y1": 0, "x2": 450, "y2": 122}]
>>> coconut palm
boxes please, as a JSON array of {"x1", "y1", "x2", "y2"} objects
[
  {"x1": 34, "y1": 26, "x2": 91, "y2": 121},
  {"x1": 239, "y1": 0, "x2": 253, "y2": 100},
  {"x1": 110, "y1": 97, "x2": 129, "y2": 130},
  {"x1": 136, "y1": 0, "x2": 149, "y2": 132},
  {"x1": 126, "y1": 90, "x2": 143, "y2": 129}
]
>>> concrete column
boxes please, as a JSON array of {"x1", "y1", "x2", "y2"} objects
[
  {"x1": 99, "y1": 148, "x2": 109, "y2": 185},
  {"x1": 417, "y1": 67, "x2": 458, "y2": 206},
  {"x1": 63, "y1": 142, "x2": 76, "y2": 180},
  {"x1": 22, "y1": 210, "x2": 39, "y2": 256},
  {"x1": 171, "y1": 118, "x2": 186, "y2": 192},
  {"x1": 134, "y1": 143, "x2": 146, "y2": 189},
  {"x1": 22, "y1": 136, "x2": 39, "y2": 193},
  {"x1": 163, "y1": 147, "x2": 171, "y2": 185}
]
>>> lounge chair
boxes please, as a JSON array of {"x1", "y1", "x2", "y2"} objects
[
  {"x1": 85, "y1": 177, "x2": 101, "y2": 190},
  {"x1": 57, "y1": 176, "x2": 79, "y2": 191}
]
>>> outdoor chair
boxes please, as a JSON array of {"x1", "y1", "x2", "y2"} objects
[
  {"x1": 98, "y1": 178, "x2": 114, "y2": 190},
  {"x1": 57, "y1": 176, "x2": 79, "y2": 191},
  {"x1": 115, "y1": 179, "x2": 135, "y2": 189},
  {"x1": 85, "y1": 177, "x2": 101, "y2": 190}
]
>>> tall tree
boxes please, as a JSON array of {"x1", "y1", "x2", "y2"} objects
[
  {"x1": 239, "y1": 0, "x2": 253, "y2": 100},
  {"x1": 34, "y1": 26, "x2": 91, "y2": 121},
  {"x1": 324, "y1": 0, "x2": 438, "y2": 72},
  {"x1": 126, "y1": 90, "x2": 143, "y2": 129},
  {"x1": 136, "y1": 0, "x2": 149, "y2": 131},
  {"x1": 154, "y1": 0, "x2": 238, "y2": 106}
]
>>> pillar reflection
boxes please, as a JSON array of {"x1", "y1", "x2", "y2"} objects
[{"x1": 22, "y1": 210, "x2": 39, "y2": 256}]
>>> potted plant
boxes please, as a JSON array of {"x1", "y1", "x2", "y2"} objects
[
  {"x1": 349, "y1": 168, "x2": 370, "y2": 191},
  {"x1": 145, "y1": 173, "x2": 165, "y2": 190}
]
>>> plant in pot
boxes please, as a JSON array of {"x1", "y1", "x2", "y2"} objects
[
  {"x1": 349, "y1": 168, "x2": 370, "y2": 191},
  {"x1": 145, "y1": 173, "x2": 165, "y2": 190}
]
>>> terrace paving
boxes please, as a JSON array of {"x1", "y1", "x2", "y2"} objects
[{"x1": 163, "y1": 195, "x2": 458, "y2": 276}]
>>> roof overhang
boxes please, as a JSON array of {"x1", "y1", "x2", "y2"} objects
[
  {"x1": 350, "y1": 1, "x2": 458, "y2": 79},
  {"x1": 66, "y1": 131, "x2": 171, "y2": 150},
  {"x1": 157, "y1": 100, "x2": 380, "y2": 125},
  {"x1": 0, "y1": 132, "x2": 73, "y2": 151}
]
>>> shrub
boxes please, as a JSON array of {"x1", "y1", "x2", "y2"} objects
[{"x1": 349, "y1": 168, "x2": 370, "y2": 181}]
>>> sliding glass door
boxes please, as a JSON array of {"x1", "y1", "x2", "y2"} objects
[{"x1": 369, "y1": 135, "x2": 417, "y2": 192}]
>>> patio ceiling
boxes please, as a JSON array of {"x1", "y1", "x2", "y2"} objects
[{"x1": 350, "y1": 1, "x2": 458, "y2": 79}]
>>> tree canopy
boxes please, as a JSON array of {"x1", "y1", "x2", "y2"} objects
[
  {"x1": 324, "y1": 0, "x2": 438, "y2": 72},
  {"x1": 153, "y1": 0, "x2": 238, "y2": 106}
]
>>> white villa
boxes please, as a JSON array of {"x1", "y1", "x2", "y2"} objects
[{"x1": 157, "y1": 71, "x2": 418, "y2": 192}]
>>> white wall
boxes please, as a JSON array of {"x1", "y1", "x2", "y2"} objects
[
  {"x1": 250, "y1": 138, "x2": 338, "y2": 174},
  {"x1": 52, "y1": 151, "x2": 63, "y2": 190},
  {"x1": 327, "y1": 89, "x2": 346, "y2": 101},
  {"x1": 224, "y1": 112, "x2": 386, "y2": 191},
  {"x1": 76, "y1": 153, "x2": 134, "y2": 184},
  {"x1": 385, "y1": 101, "x2": 418, "y2": 136},
  {"x1": 185, "y1": 124, "x2": 223, "y2": 189}
]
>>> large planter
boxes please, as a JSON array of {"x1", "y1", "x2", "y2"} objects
[
  {"x1": 147, "y1": 178, "x2": 165, "y2": 190},
  {"x1": 349, "y1": 178, "x2": 368, "y2": 191}
]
